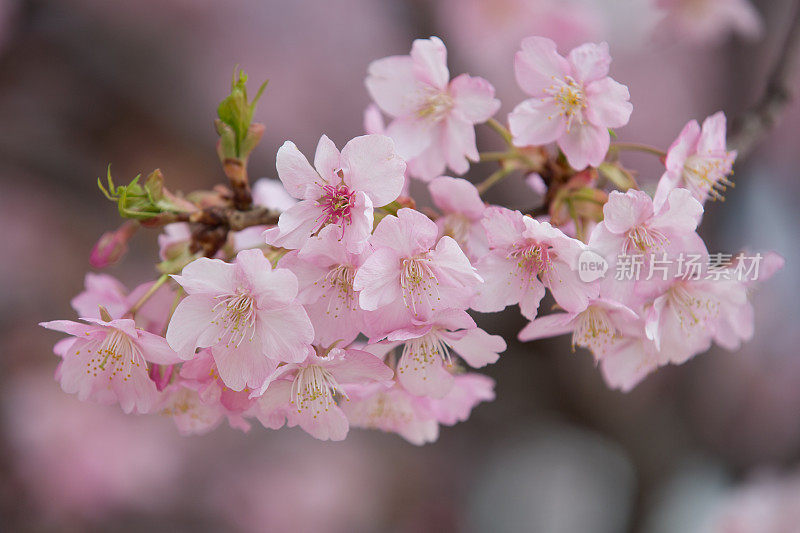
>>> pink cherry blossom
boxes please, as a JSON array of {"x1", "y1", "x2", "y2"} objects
[
  {"x1": 40, "y1": 317, "x2": 181, "y2": 413},
  {"x1": 518, "y1": 298, "x2": 641, "y2": 359},
  {"x1": 342, "y1": 372, "x2": 495, "y2": 445},
  {"x1": 251, "y1": 347, "x2": 394, "y2": 441},
  {"x1": 377, "y1": 309, "x2": 505, "y2": 398},
  {"x1": 363, "y1": 103, "x2": 411, "y2": 197},
  {"x1": 429, "y1": 176, "x2": 489, "y2": 261},
  {"x1": 654, "y1": 111, "x2": 737, "y2": 209},
  {"x1": 264, "y1": 134, "x2": 405, "y2": 253},
  {"x1": 366, "y1": 36, "x2": 500, "y2": 180},
  {"x1": 657, "y1": 0, "x2": 762, "y2": 45},
  {"x1": 166, "y1": 248, "x2": 314, "y2": 391},
  {"x1": 508, "y1": 37, "x2": 632, "y2": 170},
  {"x1": 277, "y1": 225, "x2": 367, "y2": 347},
  {"x1": 588, "y1": 187, "x2": 707, "y2": 306},
  {"x1": 354, "y1": 208, "x2": 482, "y2": 321},
  {"x1": 473, "y1": 206, "x2": 595, "y2": 319}
]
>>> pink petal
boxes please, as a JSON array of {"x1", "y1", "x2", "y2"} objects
[
  {"x1": 353, "y1": 248, "x2": 402, "y2": 310},
  {"x1": 256, "y1": 306, "x2": 314, "y2": 363},
  {"x1": 406, "y1": 137, "x2": 448, "y2": 181},
  {"x1": 363, "y1": 103, "x2": 385, "y2": 135},
  {"x1": 584, "y1": 77, "x2": 632, "y2": 128},
  {"x1": 544, "y1": 260, "x2": 595, "y2": 313},
  {"x1": 341, "y1": 134, "x2": 406, "y2": 206},
  {"x1": 397, "y1": 348, "x2": 454, "y2": 398},
  {"x1": 557, "y1": 121, "x2": 610, "y2": 170},
  {"x1": 601, "y1": 189, "x2": 654, "y2": 234},
  {"x1": 519, "y1": 277, "x2": 547, "y2": 320},
  {"x1": 211, "y1": 342, "x2": 277, "y2": 392},
  {"x1": 386, "y1": 116, "x2": 436, "y2": 160},
  {"x1": 515, "y1": 36, "x2": 570, "y2": 95},
  {"x1": 313, "y1": 135, "x2": 341, "y2": 183},
  {"x1": 447, "y1": 328, "x2": 505, "y2": 368},
  {"x1": 664, "y1": 119, "x2": 700, "y2": 175},
  {"x1": 370, "y1": 208, "x2": 438, "y2": 256},
  {"x1": 291, "y1": 401, "x2": 350, "y2": 441},
  {"x1": 481, "y1": 206, "x2": 525, "y2": 250},
  {"x1": 567, "y1": 41, "x2": 611, "y2": 84},
  {"x1": 365, "y1": 56, "x2": 421, "y2": 118},
  {"x1": 135, "y1": 330, "x2": 182, "y2": 365},
  {"x1": 449, "y1": 73, "x2": 500, "y2": 123},
  {"x1": 509, "y1": 99, "x2": 566, "y2": 147},
  {"x1": 40, "y1": 319, "x2": 99, "y2": 338},
  {"x1": 263, "y1": 199, "x2": 323, "y2": 250},
  {"x1": 472, "y1": 254, "x2": 524, "y2": 313},
  {"x1": 600, "y1": 339, "x2": 658, "y2": 392},
  {"x1": 651, "y1": 188, "x2": 703, "y2": 233},
  {"x1": 275, "y1": 141, "x2": 321, "y2": 199},
  {"x1": 410, "y1": 36, "x2": 449, "y2": 89},
  {"x1": 697, "y1": 111, "x2": 728, "y2": 155},
  {"x1": 518, "y1": 313, "x2": 575, "y2": 342},
  {"x1": 429, "y1": 176, "x2": 485, "y2": 220},
  {"x1": 430, "y1": 235, "x2": 482, "y2": 284},
  {"x1": 443, "y1": 114, "x2": 479, "y2": 175},
  {"x1": 172, "y1": 257, "x2": 237, "y2": 295},
  {"x1": 253, "y1": 379, "x2": 292, "y2": 429},
  {"x1": 165, "y1": 293, "x2": 224, "y2": 359},
  {"x1": 323, "y1": 348, "x2": 394, "y2": 384}
]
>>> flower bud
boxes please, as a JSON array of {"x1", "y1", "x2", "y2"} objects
[{"x1": 89, "y1": 221, "x2": 137, "y2": 268}]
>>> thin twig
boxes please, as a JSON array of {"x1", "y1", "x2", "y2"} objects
[{"x1": 728, "y1": 0, "x2": 800, "y2": 157}]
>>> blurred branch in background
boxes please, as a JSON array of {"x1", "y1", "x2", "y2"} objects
[{"x1": 729, "y1": 0, "x2": 800, "y2": 157}]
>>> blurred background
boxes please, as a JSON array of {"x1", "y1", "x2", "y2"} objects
[{"x1": 1, "y1": 0, "x2": 799, "y2": 531}]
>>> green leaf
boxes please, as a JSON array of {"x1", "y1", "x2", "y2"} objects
[{"x1": 216, "y1": 68, "x2": 268, "y2": 159}]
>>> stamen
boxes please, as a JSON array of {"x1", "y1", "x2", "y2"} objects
[
  {"x1": 399, "y1": 332, "x2": 452, "y2": 379},
  {"x1": 84, "y1": 328, "x2": 143, "y2": 382},
  {"x1": 572, "y1": 306, "x2": 617, "y2": 354},
  {"x1": 683, "y1": 153, "x2": 735, "y2": 202},
  {"x1": 290, "y1": 365, "x2": 345, "y2": 416},
  {"x1": 399, "y1": 256, "x2": 440, "y2": 316},
  {"x1": 211, "y1": 290, "x2": 257, "y2": 348},
  {"x1": 623, "y1": 225, "x2": 669, "y2": 255}
]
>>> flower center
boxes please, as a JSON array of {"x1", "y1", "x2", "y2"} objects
[
  {"x1": 399, "y1": 255, "x2": 440, "y2": 316},
  {"x1": 623, "y1": 225, "x2": 669, "y2": 255},
  {"x1": 399, "y1": 331, "x2": 452, "y2": 377},
  {"x1": 319, "y1": 264, "x2": 358, "y2": 317},
  {"x1": 509, "y1": 242, "x2": 555, "y2": 280},
  {"x1": 572, "y1": 306, "x2": 617, "y2": 355},
  {"x1": 683, "y1": 153, "x2": 734, "y2": 201},
  {"x1": 212, "y1": 290, "x2": 257, "y2": 348},
  {"x1": 545, "y1": 76, "x2": 586, "y2": 132},
  {"x1": 84, "y1": 328, "x2": 142, "y2": 381},
  {"x1": 317, "y1": 182, "x2": 355, "y2": 228},
  {"x1": 667, "y1": 283, "x2": 719, "y2": 335},
  {"x1": 417, "y1": 90, "x2": 454, "y2": 122},
  {"x1": 290, "y1": 364, "x2": 344, "y2": 413}
]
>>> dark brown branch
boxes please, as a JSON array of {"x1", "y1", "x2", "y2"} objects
[
  {"x1": 170, "y1": 205, "x2": 280, "y2": 257},
  {"x1": 728, "y1": 0, "x2": 800, "y2": 157}
]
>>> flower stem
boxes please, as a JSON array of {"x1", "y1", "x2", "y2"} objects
[
  {"x1": 486, "y1": 118, "x2": 514, "y2": 146},
  {"x1": 126, "y1": 273, "x2": 170, "y2": 316},
  {"x1": 477, "y1": 167, "x2": 514, "y2": 195},
  {"x1": 609, "y1": 142, "x2": 666, "y2": 158}
]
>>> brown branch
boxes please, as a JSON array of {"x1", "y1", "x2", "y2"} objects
[
  {"x1": 728, "y1": 0, "x2": 800, "y2": 157},
  {"x1": 169, "y1": 205, "x2": 280, "y2": 257}
]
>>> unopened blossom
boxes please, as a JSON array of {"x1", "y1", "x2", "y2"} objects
[
  {"x1": 89, "y1": 221, "x2": 137, "y2": 268},
  {"x1": 251, "y1": 347, "x2": 394, "y2": 441},
  {"x1": 354, "y1": 208, "x2": 482, "y2": 321},
  {"x1": 379, "y1": 309, "x2": 505, "y2": 398},
  {"x1": 509, "y1": 37, "x2": 632, "y2": 169},
  {"x1": 342, "y1": 372, "x2": 495, "y2": 445},
  {"x1": 40, "y1": 317, "x2": 182, "y2": 413},
  {"x1": 657, "y1": 0, "x2": 762, "y2": 45},
  {"x1": 429, "y1": 176, "x2": 489, "y2": 261},
  {"x1": 654, "y1": 111, "x2": 736, "y2": 209},
  {"x1": 264, "y1": 134, "x2": 405, "y2": 253},
  {"x1": 366, "y1": 36, "x2": 500, "y2": 180},
  {"x1": 518, "y1": 298, "x2": 641, "y2": 359},
  {"x1": 473, "y1": 206, "x2": 595, "y2": 319},
  {"x1": 278, "y1": 225, "x2": 367, "y2": 347},
  {"x1": 166, "y1": 248, "x2": 314, "y2": 392}
]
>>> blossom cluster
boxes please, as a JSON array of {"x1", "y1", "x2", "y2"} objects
[{"x1": 41, "y1": 35, "x2": 781, "y2": 443}]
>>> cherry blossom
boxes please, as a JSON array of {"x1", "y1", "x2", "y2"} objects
[
  {"x1": 354, "y1": 208, "x2": 482, "y2": 321},
  {"x1": 508, "y1": 37, "x2": 632, "y2": 169},
  {"x1": 166, "y1": 248, "x2": 314, "y2": 391},
  {"x1": 366, "y1": 36, "x2": 500, "y2": 180},
  {"x1": 264, "y1": 134, "x2": 405, "y2": 253},
  {"x1": 40, "y1": 317, "x2": 181, "y2": 413},
  {"x1": 251, "y1": 347, "x2": 394, "y2": 441},
  {"x1": 654, "y1": 111, "x2": 737, "y2": 209},
  {"x1": 473, "y1": 206, "x2": 595, "y2": 318}
]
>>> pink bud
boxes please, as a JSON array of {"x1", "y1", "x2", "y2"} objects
[{"x1": 89, "y1": 221, "x2": 137, "y2": 268}]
